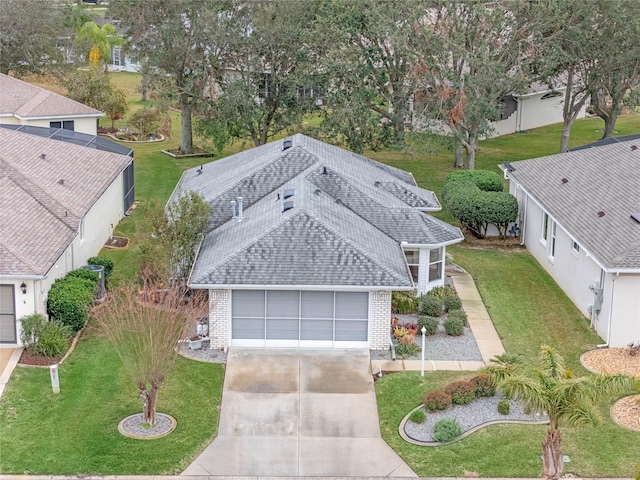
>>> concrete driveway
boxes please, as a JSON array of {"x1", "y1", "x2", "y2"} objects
[{"x1": 182, "y1": 348, "x2": 416, "y2": 477}]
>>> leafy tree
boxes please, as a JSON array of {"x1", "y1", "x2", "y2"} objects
[
  {"x1": 484, "y1": 346, "x2": 636, "y2": 480},
  {"x1": 414, "y1": 0, "x2": 534, "y2": 168},
  {"x1": 75, "y1": 21, "x2": 124, "y2": 72},
  {"x1": 62, "y1": 66, "x2": 128, "y2": 117},
  {"x1": 95, "y1": 284, "x2": 208, "y2": 427},
  {"x1": 109, "y1": 0, "x2": 233, "y2": 154},
  {"x1": 0, "y1": 0, "x2": 66, "y2": 75},
  {"x1": 197, "y1": 0, "x2": 320, "y2": 148}
]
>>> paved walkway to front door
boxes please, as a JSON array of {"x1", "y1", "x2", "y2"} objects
[{"x1": 181, "y1": 348, "x2": 416, "y2": 477}]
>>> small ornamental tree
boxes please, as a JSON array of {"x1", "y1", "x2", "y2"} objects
[
  {"x1": 95, "y1": 283, "x2": 208, "y2": 427},
  {"x1": 483, "y1": 346, "x2": 636, "y2": 480}
]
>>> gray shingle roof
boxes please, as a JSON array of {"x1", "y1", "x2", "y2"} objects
[
  {"x1": 0, "y1": 73, "x2": 103, "y2": 119},
  {"x1": 178, "y1": 134, "x2": 463, "y2": 288},
  {"x1": 506, "y1": 140, "x2": 640, "y2": 271},
  {"x1": 0, "y1": 129, "x2": 133, "y2": 276}
]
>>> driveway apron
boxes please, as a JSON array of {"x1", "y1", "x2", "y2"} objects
[{"x1": 182, "y1": 348, "x2": 416, "y2": 477}]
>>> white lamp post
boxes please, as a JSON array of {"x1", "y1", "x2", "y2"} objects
[{"x1": 421, "y1": 326, "x2": 426, "y2": 377}]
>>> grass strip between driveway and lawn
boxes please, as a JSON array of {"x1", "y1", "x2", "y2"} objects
[{"x1": 2, "y1": 72, "x2": 638, "y2": 476}]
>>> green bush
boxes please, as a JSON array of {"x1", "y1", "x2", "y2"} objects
[
  {"x1": 66, "y1": 269, "x2": 99, "y2": 283},
  {"x1": 47, "y1": 274, "x2": 97, "y2": 333},
  {"x1": 19, "y1": 314, "x2": 71, "y2": 357},
  {"x1": 409, "y1": 409, "x2": 426, "y2": 424},
  {"x1": 391, "y1": 290, "x2": 418, "y2": 314},
  {"x1": 444, "y1": 170, "x2": 504, "y2": 192},
  {"x1": 32, "y1": 320, "x2": 71, "y2": 357},
  {"x1": 447, "y1": 309, "x2": 468, "y2": 326},
  {"x1": 470, "y1": 374, "x2": 496, "y2": 398},
  {"x1": 88, "y1": 256, "x2": 115, "y2": 285},
  {"x1": 443, "y1": 294, "x2": 462, "y2": 312},
  {"x1": 425, "y1": 285, "x2": 456, "y2": 299},
  {"x1": 444, "y1": 316, "x2": 465, "y2": 336},
  {"x1": 419, "y1": 295, "x2": 444, "y2": 317},
  {"x1": 418, "y1": 315, "x2": 439, "y2": 335},
  {"x1": 444, "y1": 380, "x2": 476, "y2": 405},
  {"x1": 432, "y1": 418, "x2": 463, "y2": 443},
  {"x1": 423, "y1": 389, "x2": 452, "y2": 411},
  {"x1": 497, "y1": 399, "x2": 511, "y2": 415},
  {"x1": 395, "y1": 342, "x2": 420, "y2": 358}
]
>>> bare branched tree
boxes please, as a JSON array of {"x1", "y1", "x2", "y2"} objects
[{"x1": 94, "y1": 282, "x2": 208, "y2": 426}]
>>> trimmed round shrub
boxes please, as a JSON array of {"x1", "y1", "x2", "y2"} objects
[
  {"x1": 66, "y1": 268, "x2": 99, "y2": 283},
  {"x1": 31, "y1": 320, "x2": 71, "y2": 357},
  {"x1": 470, "y1": 374, "x2": 496, "y2": 398},
  {"x1": 444, "y1": 316, "x2": 465, "y2": 336},
  {"x1": 444, "y1": 169, "x2": 504, "y2": 192},
  {"x1": 423, "y1": 389, "x2": 452, "y2": 411},
  {"x1": 497, "y1": 399, "x2": 511, "y2": 415},
  {"x1": 425, "y1": 285, "x2": 456, "y2": 300},
  {"x1": 47, "y1": 276, "x2": 97, "y2": 333},
  {"x1": 409, "y1": 409, "x2": 426, "y2": 424},
  {"x1": 88, "y1": 256, "x2": 115, "y2": 285},
  {"x1": 418, "y1": 315, "x2": 439, "y2": 336},
  {"x1": 419, "y1": 295, "x2": 444, "y2": 317},
  {"x1": 447, "y1": 309, "x2": 468, "y2": 326},
  {"x1": 443, "y1": 294, "x2": 462, "y2": 312},
  {"x1": 444, "y1": 380, "x2": 476, "y2": 405},
  {"x1": 432, "y1": 418, "x2": 463, "y2": 443}
]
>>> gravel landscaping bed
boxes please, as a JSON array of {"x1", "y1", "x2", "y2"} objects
[
  {"x1": 403, "y1": 395, "x2": 548, "y2": 444},
  {"x1": 580, "y1": 348, "x2": 640, "y2": 378},
  {"x1": 610, "y1": 395, "x2": 640, "y2": 431},
  {"x1": 179, "y1": 340, "x2": 227, "y2": 363},
  {"x1": 371, "y1": 314, "x2": 482, "y2": 362}
]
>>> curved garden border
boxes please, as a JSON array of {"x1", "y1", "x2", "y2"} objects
[
  {"x1": 17, "y1": 325, "x2": 85, "y2": 368},
  {"x1": 106, "y1": 133, "x2": 165, "y2": 143},
  {"x1": 610, "y1": 395, "x2": 640, "y2": 432},
  {"x1": 398, "y1": 404, "x2": 549, "y2": 446},
  {"x1": 118, "y1": 413, "x2": 177, "y2": 440}
]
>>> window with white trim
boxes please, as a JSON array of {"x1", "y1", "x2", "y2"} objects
[
  {"x1": 404, "y1": 249, "x2": 419, "y2": 283},
  {"x1": 428, "y1": 248, "x2": 444, "y2": 283},
  {"x1": 550, "y1": 222, "x2": 557, "y2": 259},
  {"x1": 542, "y1": 213, "x2": 549, "y2": 242},
  {"x1": 572, "y1": 240, "x2": 580, "y2": 253}
]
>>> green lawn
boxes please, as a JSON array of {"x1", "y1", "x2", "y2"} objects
[
  {"x1": 0, "y1": 333, "x2": 224, "y2": 474},
  {"x1": 6, "y1": 73, "x2": 639, "y2": 475}
]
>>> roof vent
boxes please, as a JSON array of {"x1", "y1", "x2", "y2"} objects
[
  {"x1": 283, "y1": 139, "x2": 292, "y2": 150},
  {"x1": 58, "y1": 179, "x2": 64, "y2": 185},
  {"x1": 231, "y1": 200, "x2": 237, "y2": 219},
  {"x1": 336, "y1": 198, "x2": 343, "y2": 205},
  {"x1": 597, "y1": 211, "x2": 605, "y2": 218},
  {"x1": 282, "y1": 200, "x2": 294, "y2": 212},
  {"x1": 631, "y1": 145, "x2": 638, "y2": 151},
  {"x1": 561, "y1": 178, "x2": 568, "y2": 184},
  {"x1": 284, "y1": 188, "x2": 294, "y2": 199},
  {"x1": 504, "y1": 162, "x2": 516, "y2": 172},
  {"x1": 40, "y1": 153, "x2": 46, "y2": 160},
  {"x1": 631, "y1": 212, "x2": 640, "y2": 223},
  {"x1": 314, "y1": 189, "x2": 321, "y2": 196},
  {"x1": 196, "y1": 165, "x2": 203, "y2": 175},
  {"x1": 322, "y1": 166, "x2": 328, "y2": 175},
  {"x1": 374, "y1": 181, "x2": 381, "y2": 187}
]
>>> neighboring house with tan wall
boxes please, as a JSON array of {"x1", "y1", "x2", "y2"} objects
[
  {"x1": 501, "y1": 139, "x2": 640, "y2": 348},
  {"x1": 171, "y1": 134, "x2": 463, "y2": 350},
  {"x1": 0, "y1": 127, "x2": 134, "y2": 345},
  {"x1": 0, "y1": 73, "x2": 103, "y2": 136}
]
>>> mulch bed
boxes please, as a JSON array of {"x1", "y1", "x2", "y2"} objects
[
  {"x1": 461, "y1": 232, "x2": 526, "y2": 250},
  {"x1": 19, "y1": 349, "x2": 65, "y2": 366},
  {"x1": 104, "y1": 236, "x2": 129, "y2": 249}
]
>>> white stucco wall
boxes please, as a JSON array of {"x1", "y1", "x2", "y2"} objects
[
  {"x1": 607, "y1": 274, "x2": 640, "y2": 348},
  {"x1": 25, "y1": 117, "x2": 99, "y2": 136}
]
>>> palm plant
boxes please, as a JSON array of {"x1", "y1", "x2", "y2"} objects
[{"x1": 483, "y1": 345, "x2": 636, "y2": 480}]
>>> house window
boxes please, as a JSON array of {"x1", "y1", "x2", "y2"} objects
[
  {"x1": 404, "y1": 249, "x2": 419, "y2": 283},
  {"x1": 542, "y1": 213, "x2": 549, "y2": 242},
  {"x1": 572, "y1": 240, "x2": 580, "y2": 253},
  {"x1": 50, "y1": 120, "x2": 75, "y2": 131},
  {"x1": 112, "y1": 47, "x2": 124, "y2": 67},
  {"x1": 428, "y1": 248, "x2": 444, "y2": 283},
  {"x1": 550, "y1": 222, "x2": 557, "y2": 259}
]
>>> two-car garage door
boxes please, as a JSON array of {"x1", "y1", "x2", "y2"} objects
[{"x1": 231, "y1": 290, "x2": 369, "y2": 348}]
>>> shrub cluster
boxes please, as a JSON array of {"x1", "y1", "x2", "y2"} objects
[
  {"x1": 391, "y1": 290, "x2": 419, "y2": 314},
  {"x1": 418, "y1": 315, "x2": 439, "y2": 336},
  {"x1": 19, "y1": 313, "x2": 71, "y2": 357},
  {"x1": 423, "y1": 389, "x2": 452, "y2": 411},
  {"x1": 470, "y1": 374, "x2": 496, "y2": 398},
  {"x1": 444, "y1": 316, "x2": 465, "y2": 336},
  {"x1": 425, "y1": 285, "x2": 456, "y2": 299},
  {"x1": 447, "y1": 309, "x2": 468, "y2": 326},
  {"x1": 47, "y1": 270, "x2": 98, "y2": 333},
  {"x1": 409, "y1": 409, "x2": 426, "y2": 424},
  {"x1": 497, "y1": 399, "x2": 511, "y2": 415},
  {"x1": 443, "y1": 294, "x2": 462, "y2": 312},
  {"x1": 419, "y1": 295, "x2": 443, "y2": 317},
  {"x1": 87, "y1": 256, "x2": 115, "y2": 285},
  {"x1": 432, "y1": 418, "x2": 462, "y2": 443},
  {"x1": 444, "y1": 380, "x2": 476, "y2": 405},
  {"x1": 441, "y1": 170, "x2": 518, "y2": 239}
]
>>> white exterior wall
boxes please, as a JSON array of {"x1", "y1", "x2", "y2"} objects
[
  {"x1": 26, "y1": 117, "x2": 99, "y2": 136},
  {"x1": 414, "y1": 247, "x2": 447, "y2": 294},
  {"x1": 369, "y1": 291, "x2": 391, "y2": 350},
  {"x1": 209, "y1": 289, "x2": 231, "y2": 349},
  {"x1": 606, "y1": 274, "x2": 640, "y2": 348}
]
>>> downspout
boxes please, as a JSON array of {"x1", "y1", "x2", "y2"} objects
[
  {"x1": 597, "y1": 272, "x2": 618, "y2": 348},
  {"x1": 519, "y1": 191, "x2": 527, "y2": 246}
]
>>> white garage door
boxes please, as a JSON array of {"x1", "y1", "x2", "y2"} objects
[{"x1": 231, "y1": 290, "x2": 369, "y2": 348}]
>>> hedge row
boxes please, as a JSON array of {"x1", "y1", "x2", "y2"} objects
[
  {"x1": 441, "y1": 170, "x2": 518, "y2": 239},
  {"x1": 47, "y1": 269, "x2": 98, "y2": 333}
]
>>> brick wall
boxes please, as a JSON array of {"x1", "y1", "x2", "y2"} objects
[
  {"x1": 209, "y1": 289, "x2": 230, "y2": 349},
  {"x1": 369, "y1": 291, "x2": 391, "y2": 350}
]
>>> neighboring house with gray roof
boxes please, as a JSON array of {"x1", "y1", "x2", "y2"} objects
[
  {"x1": 0, "y1": 128, "x2": 134, "y2": 345},
  {"x1": 0, "y1": 73, "x2": 103, "y2": 135},
  {"x1": 501, "y1": 140, "x2": 640, "y2": 348},
  {"x1": 171, "y1": 134, "x2": 463, "y2": 349}
]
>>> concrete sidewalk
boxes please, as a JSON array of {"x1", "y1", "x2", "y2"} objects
[
  {"x1": 182, "y1": 348, "x2": 416, "y2": 477},
  {"x1": 371, "y1": 269, "x2": 505, "y2": 374},
  {"x1": 0, "y1": 346, "x2": 22, "y2": 398}
]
